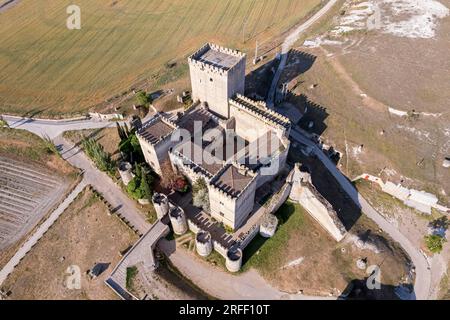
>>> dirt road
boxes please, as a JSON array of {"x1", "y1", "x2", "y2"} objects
[
  {"x1": 267, "y1": 0, "x2": 340, "y2": 106},
  {"x1": 290, "y1": 128, "x2": 432, "y2": 300}
]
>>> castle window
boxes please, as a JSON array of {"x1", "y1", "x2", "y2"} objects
[{"x1": 210, "y1": 78, "x2": 213, "y2": 82}]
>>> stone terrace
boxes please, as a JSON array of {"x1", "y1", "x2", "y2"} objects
[{"x1": 0, "y1": 156, "x2": 67, "y2": 250}]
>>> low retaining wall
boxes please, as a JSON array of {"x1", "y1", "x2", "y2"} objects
[
  {"x1": 187, "y1": 216, "x2": 229, "y2": 258},
  {"x1": 239, "y1": 224, "x2": 260, "y2": 250}
]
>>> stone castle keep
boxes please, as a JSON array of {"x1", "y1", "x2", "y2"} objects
[
  {"x1": 188, "y1": 43, "x2": 246, "y2": 119},
  {"x1": 137, "y1": 43, "x2": 292, "y2": 232},
  {"x1": 131, "y1": 43, "x2": 349, "y2": 273}
]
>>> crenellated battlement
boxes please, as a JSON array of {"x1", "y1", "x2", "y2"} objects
[
  {"x1": 230, "y1": 94, "x2": 291, "y2": 130},
  {"x1": 209, "y1": 162, "x2": 257, "y2": 200},
  {"x1": 188, "y1": 43, "x2": 246, "y2": 74},
  {"x1": 137, "y1": 113, "x2": 179, "y2": 147}
]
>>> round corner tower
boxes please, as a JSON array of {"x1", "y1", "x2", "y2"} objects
[
  {"x1": 225, "y1": 247, "x2": 243, "y2": 273},
  {"x1": 118, "y1": 162, "x2": 133, "y2": 186},
  {"x1": 169, "y1": 205, "x2": 188, "y2": 235},
  {"x1": 152, "y1": 193, "x2": 169, "y2": 220},
  {"x1": 195, "y1": 231, "x2": 213, "y2": 257}
]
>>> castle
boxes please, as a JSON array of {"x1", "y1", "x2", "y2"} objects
[{"x1": 137, "y1": 43, "x2": 291, "y2": 231}]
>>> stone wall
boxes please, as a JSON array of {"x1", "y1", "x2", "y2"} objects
[
  {"x1": 239, "y1": 224, "x2": 260, "y2": 250},
  {"x1": 189, "y1": 52, "x2": 245, "y2": 119},
  {"x1": 266, "y1": 177, "x2": 293, "y2": 215},
  {"x1": 186, "y1": 215, "x2": 228, "y2": 258},
  {"x1": 290, "y1": 164, "x2": 346, "y2": 242}
]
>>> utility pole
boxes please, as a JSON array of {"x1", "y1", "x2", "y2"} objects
[
  {"x1": 242, "y1": 19, "x2": 248, "y2": 44},
  {"x1": 253, "y1": 40, "x2": 259, "y2": 65}
]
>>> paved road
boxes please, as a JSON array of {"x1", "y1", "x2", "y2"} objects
[
  {"x1": 1, "y1": 115, "x2": 432, "y2": 299},
  {"x1": 2, "y1": 115, "x2": 118, "y2": 139},
  {"x1": 267, "y1": 0, "x2": 339, "y2": 107},
  {"x1": 290, "y1": 128, "x2": 432, "y2": 300},
  {"x1": 0, "y1": 179, "x2": 88, "y2": 286},
  {"x1": 159, "y1": 239, "x2": 335, "y2": 300},
  {"x1": 53, "y1": 136, "x2": 151, "y2": 235}
]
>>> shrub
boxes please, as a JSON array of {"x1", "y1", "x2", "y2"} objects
[
  {"x1": 135, "y1": 91, "x2": 150, "y2": 106},
  {"x1": 192, "y1": 178, "x2": 210, "y2": 212},
  {"x1": 81, "y1": 137, "x2": 115, "y2": 174},
  {"x1": 173, "y1": 176, "x2": 189, "y2": 193},
  {"x1": 425, "y1": 234, "x2": 446, "y2": 254},
  {"x1": 43, "y1": 134, "x2": 60, "y2": 156},
  {"x1": 126, "y1": 165, "x2": 153, "y2": 200}
]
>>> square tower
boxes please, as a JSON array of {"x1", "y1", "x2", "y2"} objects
[
  {"x1": 188, "y1": 43, "x2": 246, "y2": 119},
  {"x1": 208, "y1": 163, "x2": 257, "y2": 230}
]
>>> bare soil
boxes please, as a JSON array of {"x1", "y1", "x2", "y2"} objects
[
  {"x1": 0, "y1": 128, "x2": 79, "y2": 268},
  {"x1": 2, "y1": 188, "x2": 139, "y2": 300},
  {"x1": 63, "y1": 127, "x2": 121, "y2": 158}
]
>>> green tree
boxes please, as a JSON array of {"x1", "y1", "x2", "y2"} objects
[
  {"x1": 192, "y1": 178, "x2": 209, "y2": 212},
  {"x1": 127, "y1": 176, "x2": 144, "y2": 200},
  {"x1": 81, "y1": 137, "x2": 115, "y2": 174},
  {"x1": 135, "y1": 163, "x2": 142, "y2": 179},
  {"x1": 425, "y1": 234, "x2": 446, "y2": 254},
  {"x1": 136, "y1": 91, "x2": 149, "y2": 106},
  {"x1": 0, "y1": 116, "x2": 9, "y2": 128},
  {"x1": 130, "y1": 134, "x2": 141, "y2": 152},
  {"x1": 116, "y1": 122, "x2": 127, "y2": 141},
  {"x1": 140, "y1": 171, "x2": 153, "y2": 201},
  {"x1": 123, "y1": 122, "x2": 131, "y2": 137}
]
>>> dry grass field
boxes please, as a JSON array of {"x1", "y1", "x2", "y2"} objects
[
  {"x1": 285, "y1": 0, "x2": 450, "y2": 200},
  {"x1": 0, "y1": 0, "x2": 322, "y2": 116},
  {"x1": 2, "y1": 187, "x2": 139, "y2": 300},
  {"x1": 243, "y1": 202, "x2": 411, "y2": 298}
]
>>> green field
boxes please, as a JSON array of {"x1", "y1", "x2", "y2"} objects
[{"x1": 0, "y1": 0, "x2": 321, "y2": 116}]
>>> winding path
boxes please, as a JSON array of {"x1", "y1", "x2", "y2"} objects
[
  {"x1": 1, "y1": 99, "x2": 432, "y2": 299},
  {"x1": 263, "y1": 0, "x2": 432, "y2": 299},
  {"x1": 2, "y1": 115, "x2": 118, "y2": 139},
  {"x1": 267, "y1": 0, "x2": 339, "y2": 107},
  {"x1": 290, "y1": 128, "x2": 432, "y2": 300}
]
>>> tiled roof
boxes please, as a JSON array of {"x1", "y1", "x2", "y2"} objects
[{"x1": 138, "y1": 115, "x2": 176, "y2": 145}]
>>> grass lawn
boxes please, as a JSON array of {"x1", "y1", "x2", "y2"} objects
[
  {"x1": 242, "y1": 201, "x2": 411, "y2": 296},
  {"x1": 242, "y1": 201, "x2": 302, "y2": 273},
  {"x1": 0, "y1": 0, "x2": 321, "y2": 116}
]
